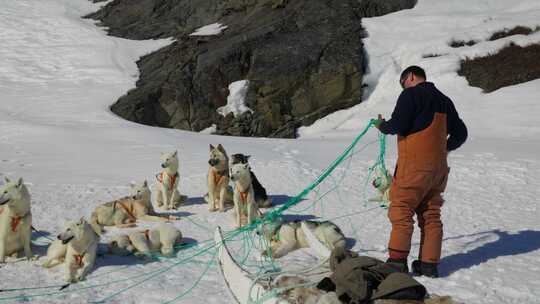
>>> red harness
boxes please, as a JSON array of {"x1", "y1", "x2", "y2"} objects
[
  {"x1": 117, "y1": 201, "x2": 136, "y2": 221},
  {"x1": 0, "y1": 208, "x2": 26, "y2": 232},
  {"x1": 156, "y1": 172, "x2": 178, "y2": 191},
  {"x1": 213, "y1": 170, "x2": 225, "y2": 187},
  {"x1": 74, "y1": 253, "x2": 85, "y2": 267},
  {"x1": 144, "y1": 229, "x2": 151, "y2": 241},
  {"x1": 10, "y1": 216, "x2": 22, "y2": 232},
  {"x1": 239, "y1": 191, "x2": 249, "y2": 204}
]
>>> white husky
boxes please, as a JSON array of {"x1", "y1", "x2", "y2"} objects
[
  {"x1": 259, "y1": 220, "x2": 346, "y2": 258},
  {"x1": 230, "y1": 163, "x2": 259, "y2": 228},
  {"x1": 0, "y1": 177, "x2": 33, "y2": 263},
  {"x1": 205, "y1": 144, "x2": 234, "y2": 212},
  {"x1": 107, "y1": 224, "x2": 183, "y2": 258},
  {"x1": 155, "y1": 151, "x2": 184, "y2": 210},
  {"x1": 43, "y1": 218, "x2": 101, "y2": 283},
  {"x1": 90, "y1": 181, "x2": 178, "y2": 232},
  {"x1": 368, "y1": 166, "x2": 392, "y2": 205}
]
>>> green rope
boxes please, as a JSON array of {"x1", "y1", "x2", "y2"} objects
[{"x1": 1, "y1": 121, "x2": 388, "y2": 303}]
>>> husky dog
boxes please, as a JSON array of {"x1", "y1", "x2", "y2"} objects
[
  {"x1": 90, "y1": 181, "x2": 178, "y2": 233},
  {"x1": 43, "y1": 218, "x2": 101, "y2": 283},
  {"x1": 205, "y1": 144, "x2": 233, "y2": 212},
  {"x1": 0, "y1": 177, "x2": 33, "y2": 263},
  {"x1": 230, "y1": 154, "x2": 271, "y2": 208},
  {"x1": 230, "y1": 163, "x2": 260, "y2": 228},
  {"x1": 108, "y1": 224, "x2": 183, "y2": 258},
  {"x1": 258, "y1": 220, "x2": 346, "y2": 258},
  {"x1": 275, "y1": 276, "x2": 341, "y2": 304},
  {"x1": 369, "y1": 167, "x2": 392, "y2": 205},
  {"x1": 155, "y1": 151, "x2": 185, "y2": 210}
]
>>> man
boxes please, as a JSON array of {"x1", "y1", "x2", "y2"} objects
[{"x1": 374, "y1": 66, "x2": 467, "y2": 278}]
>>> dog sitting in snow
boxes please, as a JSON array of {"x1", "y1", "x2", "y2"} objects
[
  {"x1": 155, "y1": 150, "x2": 185, "y2": 210},
  {"x1": 0, "y1": 177, "x2": 33, "y2": 263},
  {"x1": 258, "y1": 220, "x2": 346, "y2": 258},
  {"x1": 90, "y1": 180, "x2": 178, "y2": 232},
  {"x1": 42, "y1": 218, "x2": 101, "y2": 283},
  {"x1": 107, "y1": 223, "x2": 183, "y2": 258},
  {"x1": 230, "y1": 163, "x2": 260, "y2": 227},
  {"x1": 274, "y1": 275, "x2": 341, "y2": 304},
  {"x1": 205, "y1": 144, "x2": 234, "y2": 212},
  {"x1": 230, "y1": 153, "x2": 271, "y2": 208},
  {"x1": 369, "y1": 166, "x2": 392, "y2": 205}
]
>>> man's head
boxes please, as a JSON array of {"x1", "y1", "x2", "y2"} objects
[{"x1": 400, "y1": 66, "x2": 426, "y2": 89}]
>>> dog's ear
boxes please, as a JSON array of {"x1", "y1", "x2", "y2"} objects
[
  {"x1": 245, "y1": 155, "x2": 251, "y2": 161},
  {"x1": 217, "y1": 144, "x2": 226, "y2": 154},
  {"x1": 243, "y1": 163, "x2": 250, "y2": 170},
  {"x1": 78, "y1": 217, "x2": 85, "y2": 225},
  {"x1": 209, "y1": 144, "x2": 215, "y2": 151},
  {"x1": 143, "y1": 180, "x2": 148, "y2": 187},
  {"x1": 172, "y1": 150, "x2": 178, "y2": 157},
  {"x1": 16, "y1": 177, "x2": 24, "y2": 188},
  {"x1": 4, "y1": 176, "x2": 10, "y2": 183}
]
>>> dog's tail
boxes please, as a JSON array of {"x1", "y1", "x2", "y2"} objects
[{"x1": 90, "y1": 211, "x2": 104, "y2": 235}]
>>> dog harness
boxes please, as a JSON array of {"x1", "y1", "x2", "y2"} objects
[
  {"x1": 116, "y1": 201, "x2": 137, "y2": 222},
  {"x1": 144, "y1": 229, "x2": 151, "y2": 241},
  {"x1": 212, "y1": 170, "x2": 227, "y2": 186},
  {"x1": 74, "y1": 253, "x2": 85, "y2": 267},
  {"x1": 156, "y1": 172, "x2": 178, "y2": 191},
  {"x1": 10, "y1": 215, "x2": 22, "y2": 232}
]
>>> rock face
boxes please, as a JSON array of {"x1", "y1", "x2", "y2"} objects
[
  {"x1": 459, "y1": 43, "x2": 540, "y2": 93},
  {"x1": 87, "y1": 0, "x2": 416, "y2": 137}
]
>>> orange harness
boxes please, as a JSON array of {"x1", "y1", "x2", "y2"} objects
[
  {"x1": 144, "y1": 229, "x2": 151, "y2": 240},
  {"x1": 0, "y1": 208, "x2": 26, "y2": 232},
  {"x1": 156, "y1": 172, "x2": 178, "y2": 191},
  {"x1": 10, "y1": 216, "x2": 22, "y2": 232},
  {"x1": 212, "y1": 170, "x2": 226, "y2": 187},
  {"x1": 239, "y1": 191, "x2": 249, "y2": 204},
  {"x1": 117, "y1": 201, "x2": 137, "y2": 221},
  {"x1": 74, "y1": 253, "x2": 85, "y2": 267}
]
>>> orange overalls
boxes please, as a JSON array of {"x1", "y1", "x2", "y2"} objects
[{"x1": 388, "y1": 113, "x2": 450, "y2": 264}]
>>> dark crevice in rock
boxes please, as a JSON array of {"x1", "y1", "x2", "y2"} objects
[
  {"x1": 458, "y1": 43, "x2": 540, "y2": 93},
  {"x1": 88, "y1": 0, "x2": 417, "y2": 138},
  {"x1": 449, "y1": 39, "x2": 478, "y2": 48}
]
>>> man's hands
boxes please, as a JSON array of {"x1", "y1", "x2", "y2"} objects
[{"x1": 373, "y1": 114, "x2": 385, "y2": 129}]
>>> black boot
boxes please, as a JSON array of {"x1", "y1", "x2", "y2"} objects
[
  {"x1": 412, "y1": 260, "x2": 439, "y2": 278},
  {"x1": 385, "y1": 258, "x2": 409, "y2": 273}
]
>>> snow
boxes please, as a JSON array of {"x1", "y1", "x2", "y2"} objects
[
  {"x1": 217, "y1": 80, "x2": 253, "y2": 117},
  {"x1": 189, "y1": 23, "x2": 228, "y2": 36},
  {"x1": 0, "y1": 0, "x2": 539, "y2": 303}
]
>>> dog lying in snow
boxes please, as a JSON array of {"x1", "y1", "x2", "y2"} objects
[
  {"x1": 230, "y1": 153, "x2": 271, "y2": 208},
  {"x1": 274, "y1": 276, "x2": 341, "y2": 304},
  {"x1": 258, "y1": 220, "x2": 346, "y2": 258},
  {"x1": 42, "y1": 218, "x2": 101, "y2": 283},
  {"x1": 90, "y1": 180, "x2": 178, "y2": 232},
  {"x1": 205, "y1": 144, "x2": 234, "y2": 212},
  {"x1": 155, "y1": 150, "x2": 186, "y2": 210},
  {"x1": 0, "y1": 177, "x2": 33, "y2": 263},
  {"x1": 107, "y1": 224, "x2": 183, "y2": 258},
  {"x1": 230, "y1": 163, "x2": 261, "y2": 228}
]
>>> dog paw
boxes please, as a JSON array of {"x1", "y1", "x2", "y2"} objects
[
  {"x1": 219, "y1": 208, "x2": 225, "y2": 212},
  {"x1": 168, "y1": 215, "x2": 179, "y2": 220},
  {"x1": 208, "y1": 207, "x2": 217, "y2": 212}
]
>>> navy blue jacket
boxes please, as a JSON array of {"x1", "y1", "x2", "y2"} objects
[{"x1": 379, "y1": 82, "x2": 467, "y2": 151}]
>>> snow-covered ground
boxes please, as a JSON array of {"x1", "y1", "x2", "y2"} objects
[{"x1": 0, "y1": 0, "x2": 539, "y2": 303}]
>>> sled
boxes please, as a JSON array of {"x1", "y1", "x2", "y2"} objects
[{"x1": 215, "y1": 227, "x2": 288, "y2": 304}]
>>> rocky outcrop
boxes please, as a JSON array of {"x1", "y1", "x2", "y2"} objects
[
  {"x1": 459, "y1": 43, "x2": 540, "y2": 93},
  {"x1": 87, "y1": 0, "x2": 416, "y2": 137}
]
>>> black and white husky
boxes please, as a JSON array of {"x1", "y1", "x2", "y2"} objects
[{"x1": 230, "y1": 154, "x2": 271, "y2": 208}]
